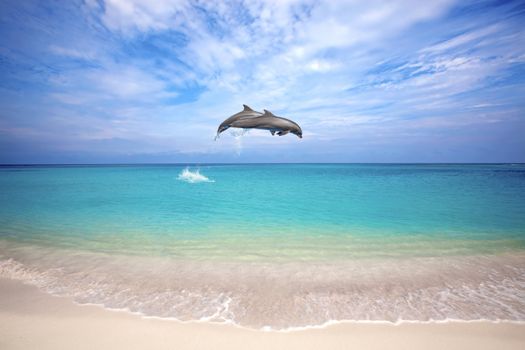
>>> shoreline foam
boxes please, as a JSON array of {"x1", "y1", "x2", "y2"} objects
[
  {"x1": 77, "y1": 300, "x2": 525, "y2": 333},
  {"x1": 2, "y1": 277, "x2": 525, "y2": 350},
  {"x1": 2, "y1": 241, "x2": 524, "y2": 330}
]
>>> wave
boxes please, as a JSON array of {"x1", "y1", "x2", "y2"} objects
[
  {"x1": 1, "y1": 248, "x2": 525, "y2": 330},
  {"x1": 177, "y1": 167, "x2": 214, "y2": 183}
]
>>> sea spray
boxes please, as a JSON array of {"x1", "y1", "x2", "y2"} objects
[
  {"x1": 177, "y1": 167, "x2": 214, "y2": 183},
  {"x1": 230, "y1": 128, "x2": 249, "y2": 156},
  {"x1": 213, "y1": 128, "x2": 249, "y2": 155}
]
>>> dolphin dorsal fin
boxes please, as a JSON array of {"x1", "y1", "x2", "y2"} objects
[
  {"x1": 263, "y1": 109, "x2": 275, "y2": 117},
  {"x1": 243, "y1": 104, "x2": 254, "y2": 112}
]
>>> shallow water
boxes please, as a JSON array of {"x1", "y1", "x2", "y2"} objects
[{"x1": 1, "y1": 164, "x2": 524, "y2": 328}]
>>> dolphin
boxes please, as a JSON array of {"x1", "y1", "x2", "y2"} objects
[
  {"x1": 229, "y1": 109, "x2": 303, "y2": 138},
  {"x1": 215, "y1": 104, "x2": 262, "y2": 139}
]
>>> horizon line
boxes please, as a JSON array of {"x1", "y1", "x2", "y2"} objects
[{"x1": 1, "y1": 162, "x2": 524, "y2": 166}]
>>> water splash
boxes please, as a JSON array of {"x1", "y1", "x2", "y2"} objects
[
  {"x1": 177, "y1": 168, "x2": 214, "y2": 183},
  {"x1": 213, "y1": 128, "x2": 249, "y2": 156},
  {"x1": 230, "y1": 129, "x2": 249, "y2": 156}
]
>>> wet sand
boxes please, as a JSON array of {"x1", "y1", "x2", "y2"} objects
[
  {"x1": 1, "y1": 278, "x2": 524, "y2": 350},
  {"x1": 2, "y1": 243, "x2": 525, "y2": 328}
]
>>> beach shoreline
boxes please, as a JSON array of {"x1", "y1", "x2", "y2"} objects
[
  {"x1": 2, "y1": 242, "x2": 524, "y2": 328},
  {"x1": 1, "y1": 278, "x2": 524, "y2": 350}
]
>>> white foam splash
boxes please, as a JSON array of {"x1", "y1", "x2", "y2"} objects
[{"x1": 177, "y1": 168, "x2": 214, "y2": 183}]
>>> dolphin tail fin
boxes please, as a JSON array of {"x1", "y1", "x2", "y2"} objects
[{"x1": 243, "y1": 104, "x2": 254, "y2": 112}]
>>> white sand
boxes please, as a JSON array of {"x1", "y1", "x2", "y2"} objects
[{"x1": 1, "y1": 278, "x2": 523, "y2": 350}]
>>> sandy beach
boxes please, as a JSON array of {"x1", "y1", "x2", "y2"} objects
[{"x1": 1, "y1": 278, "x2": 523, "y2": 350}]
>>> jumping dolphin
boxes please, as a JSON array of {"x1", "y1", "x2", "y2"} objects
[
  {"x1": 228, "y1": 109, "x2": 303, "y2": 138},
  {"x1": 215, "y1": 104, "x2": 262, "y2": 139}
]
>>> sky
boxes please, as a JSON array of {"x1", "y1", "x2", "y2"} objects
[{"x1": 0, "y1": 0, "x2": 524, "y2": 163}]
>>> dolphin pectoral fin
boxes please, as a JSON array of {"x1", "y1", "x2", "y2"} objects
[
  {"x1": 270, "y1": 130, "x2": 276, "y2": 136},
  {"x1": 277, "y1": 130, "x2": 289, "y2": 136}
]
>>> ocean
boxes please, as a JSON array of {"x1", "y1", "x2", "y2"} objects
[{"x1": 1, "y1": 164, "x2": 524, "y2": 329}]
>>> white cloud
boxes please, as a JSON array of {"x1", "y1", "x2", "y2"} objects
[
  {"x1": 421, "y1": 24, "x2": 502, "y2": 54},
  {"x1": 50, "y1": 65, "x2": 176, "y2": 105},
  {"x1": 92, "y1": 66, "x2": 172, "y2": 98},
  {"x1": 49, "y1": 45, "x2": 98, "y2": 60},
  {"x1": 29, "y1": 0, "x2": 524, "y2": 158},
  {"x1": 99, "y1": 0, "x2": 190, "y2": 34},
  {"x1": 88, "y1": 0, "x2": 455, "y2": 90},
  {"x1": 306, "y1": 59, "x2": 340, "y2": 72}
]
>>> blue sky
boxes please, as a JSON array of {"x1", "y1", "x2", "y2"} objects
[{"x1": 0, "y1": 0, "x2": 524, "y2": 163}]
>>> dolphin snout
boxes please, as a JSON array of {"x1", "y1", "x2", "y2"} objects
[{"x1": 217, "y1": 125, "x2": 229, "y2": 134}]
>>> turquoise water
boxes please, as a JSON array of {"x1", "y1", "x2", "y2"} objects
[
  {"x1": 1, "y1": 164, "x2": 525, "y2": 328},
  {"x1": 1, "y1": 164, "x2": 524, "y2": 259}
]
